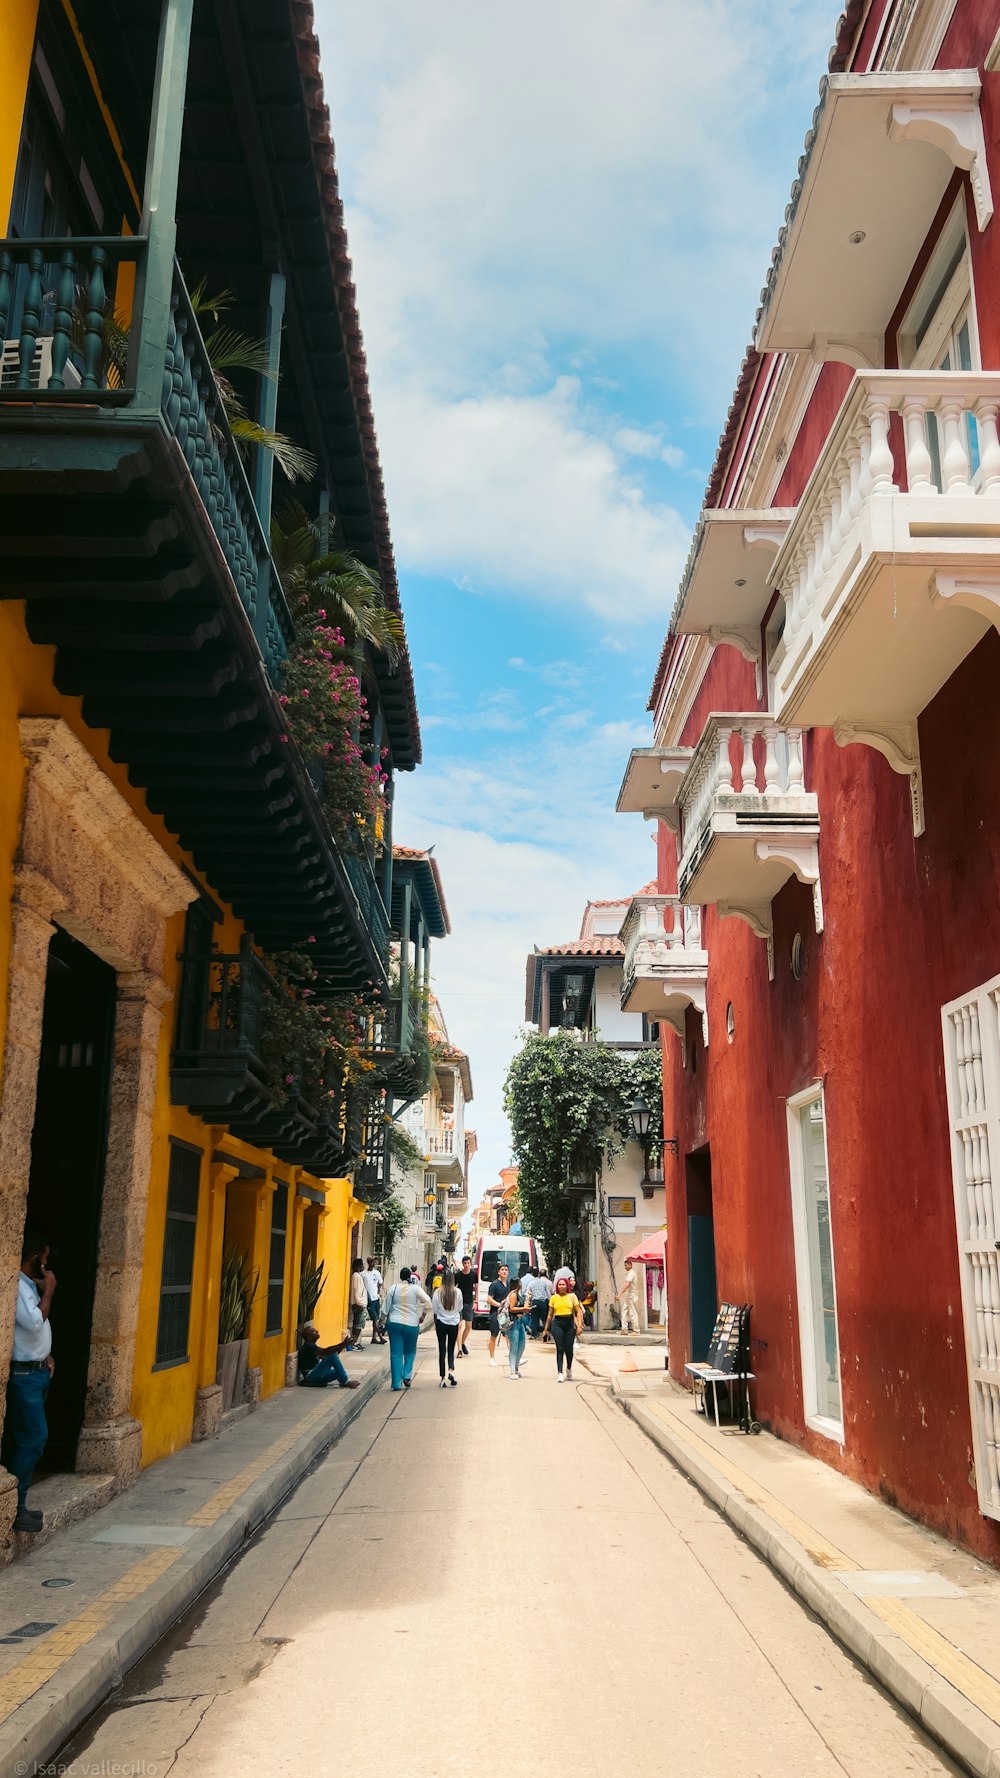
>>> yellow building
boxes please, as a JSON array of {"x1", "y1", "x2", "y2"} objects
[{"x1": 0, "y1": 0, "x2": 424, "y2": 1552}]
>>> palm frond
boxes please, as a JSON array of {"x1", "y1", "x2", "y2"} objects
[{"x1": 230, "y1": 417, "x2": 317, "y2": 484}]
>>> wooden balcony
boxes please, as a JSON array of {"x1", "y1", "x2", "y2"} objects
[
  {"x1": 771, "y1": 370, "x2": 1000, "y2": 833},
  {"x1": 676, "y1": 716, "x2": 820, "y2": 975},
  {"x1": 0, "y1": 237, "x2": 387, "y2": 992},
  {"x1": 619, "y1": 894, "x2": 708, "y2": 1043},
  {"x1": 170, "y1": 945, "x2": 362, "y2": 1175}
]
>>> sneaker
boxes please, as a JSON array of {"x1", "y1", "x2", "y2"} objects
[
  {"x1": 555, "y1": 1374, "x2": 564, "y2": 1384},
  {"x1": 462, "y1": 1345, "x2": 470, "y2": 1356},
  {"x1": 566, "y1": 1371, "x2": 573, "y2": 1381},
  {"x1": 448, "y1": 1374, "x2": 458, "y2": 1387},
  {"x1": 13, "y1": 1507, "x2": 42, "y2": 1532},
  {"x1": 403, "y1": 1378, "x2": 412, "y2": 1388},
  {"x1": 489, "y1": 1357, "x2": 498, "y2": 1367},
  {"x1": 439, "y1": 1378, "x2": 448, "y2": 1389}
]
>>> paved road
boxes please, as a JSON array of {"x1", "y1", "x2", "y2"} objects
[{"x1": 63, "y1": 1338, "x2": 958, "y2": 1778}]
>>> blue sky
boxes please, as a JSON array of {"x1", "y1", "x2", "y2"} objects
[{"x1": 318, "y1": 0, "x2": 835, "y2": 1204}]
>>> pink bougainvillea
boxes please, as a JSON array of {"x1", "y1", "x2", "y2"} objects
[{"x1": 280, "y1": 622, "x2": 387, "y2": 850}]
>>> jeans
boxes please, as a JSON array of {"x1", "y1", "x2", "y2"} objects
[
  {"x1": 300, "y1": 1351, "x2": 350, "y2": 1388},
  {"x1": 551, "y1": 1317, "x2": 576, "y2": 1374},
  {"x1": 508, "y1": 1317, "x2": 526, "y2": 1373},
  {"x1": 387, "y1": 1320, "x2": 419, "y2": 1389},
  {"x1": 435, "y1": 1320, "x2": 457, "y2": 1377},
  {"x1": 5, "y1": 1367, "x2": 49, "y2": 1505},
  {"x1": 530, "y1": 1303, "x2": 547, "y2": 1338}
]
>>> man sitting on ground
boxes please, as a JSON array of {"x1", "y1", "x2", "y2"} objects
[{"x1": 297, "y1": 1324, "x2": 360, "y2": 1390}]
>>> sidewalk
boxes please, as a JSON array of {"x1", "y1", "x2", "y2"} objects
[
  {"x1": 606, "y1": 1358, "x2": 1000, "y2": 1778},
  {"x1": 0, "y1": 1345, "x2": 389, "y2": 1778}
]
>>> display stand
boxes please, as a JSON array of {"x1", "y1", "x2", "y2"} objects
[{"x1": 684, "y1": 1302, "x2": 760, "y2": 1434}]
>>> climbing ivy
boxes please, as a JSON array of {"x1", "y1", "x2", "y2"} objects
[{"x1": 503, "y1": 1032, "x2": 663, "y2": 1264}]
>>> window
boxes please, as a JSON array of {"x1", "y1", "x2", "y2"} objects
[
  {"x1": 787, "y1": 1086, "x2": 843, "y2": 1441},
  {"x1": 265, "y1": 1183, "x2": 289, "y2": 1335},
  {"x1": 897, "y1": 201, "x2": 980, "y2": 488},
  {"x1": 942, "y1": 976, "x2": 1000, "y2": 1521},
  {"x1": 423, "y1": 1202, "x2": 437, "y2": 1226},
  {"x1": 154, "y1": 1142, "x2": 202, "y2": 1367}
]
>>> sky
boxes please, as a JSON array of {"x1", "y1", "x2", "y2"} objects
[{"x1": 318, "y1": 0, "x2": 835, "y2": 1209}]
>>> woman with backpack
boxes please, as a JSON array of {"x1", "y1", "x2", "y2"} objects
[{"x1": 432, "y1": 1268, "x2": 462, "y2": 1388}]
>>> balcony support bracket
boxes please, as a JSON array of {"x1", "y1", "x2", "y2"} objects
[
  {"x1": 663, "y1": 982, "x2": 709, "y2": 1050},
  {"x1": 717, "y1": 900, "x2": 775, "y2": 980},
  {"x1": 889, "y1": 97, "x2": 994, "y2": 233},
  {"x1": 834, "y1": 718, "x2": 924, "y2": 838},
  {"x1": 754, "y1": 838, "x2": 824, "y2": 935},
  {"x1": 708, "y1": 625, "x2": 762, "y2": 697}
]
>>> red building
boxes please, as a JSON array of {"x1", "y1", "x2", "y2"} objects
[{"x1": 620, "y1": 0, "x2": 1000, "y2": 1561}]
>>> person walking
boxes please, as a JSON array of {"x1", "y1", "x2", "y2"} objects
[
  {"x1": 432, "y1": 1269, "x2": 462, "y2": 1388},
  {"x1": 519, "y1": 1260, "x2": 536, "y2": 1337},
  {"x1": 383, "y1": 1266, "x2": 431, "y2": 1390},
  {"x1": 362, "y1": 1256, "x2": 386, "y2": 1345},
  {"x1": 5, "y1": 1230, "x2": 56, "y2": 1533},
  {"x1": 486, "y1": 1263, "x2": 512, "y2": 1367},
  {"x1": 348, "y1": 1258, "x2": 368, "y2": 1349},
  {"x1": 455, "y1": 1255, "x2": 475, "y2": 1357},
  {"x1": 506, "y1": 1269, "x2": 531, "y2": 1379},
  {"x1": 530, "y1": 1267, "x2": 552, "y2": 1340},
  {"x1": 615, "y1": 1258, "x2": 641, "y2": 1336},
  {"x1": 543, "y1": 1276, "x2": 584, "y2": 1383}
]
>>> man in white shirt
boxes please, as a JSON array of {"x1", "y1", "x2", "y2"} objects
[
  {"x1": 616, "y1": 1257, "x2": 641, "y2": 1336},
  {"x1": 7, "y1": 1229, "x2": 56, "y2": 1533},
  {"x1": 362, "y1": 1256, "x2": 386, "y2": 1346}
]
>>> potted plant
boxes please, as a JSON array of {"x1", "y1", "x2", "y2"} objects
[
  {"x1": 297, "y1": 1253, "x2": 326, "y2": 1330},
  {"x1": 216, "y1": 1243, "x2": 259, "y2": 1412}
]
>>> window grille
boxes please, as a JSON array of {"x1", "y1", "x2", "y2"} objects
[
  {"x1": 266, "y1": 1183, "x2": 289, "y2": 1334},
  {"x1": 155, "y1": 1142, "x2": 202, "y2": 1366}
]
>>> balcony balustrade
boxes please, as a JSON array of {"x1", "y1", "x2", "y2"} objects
[
  {"x1": 422, "y1": 1121, "x2": 465, "y2": 1185},
  {"x1": 171, "y1": 944, "x2": 363, "y2": 1175},
  {"x1": 0, "y1": 235, "x2": 387, "y2": 992},
  {"x1": 676, "y1": 716, "x2": 820, "y2": 974},
  {"x1": 771, "y1": 371, "x2": 1000, "y2": 833},
  {"x1": 619, "y1": 894, "x2": 709, "y2": 1043}
]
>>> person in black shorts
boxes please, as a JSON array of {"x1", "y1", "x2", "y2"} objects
[
  {"x1": 455, "y1": 1255, "x2": 475, "y2": 1356},
  {"x1": 487, "y1": 1264, "x2": 513, "y2": 1368}
]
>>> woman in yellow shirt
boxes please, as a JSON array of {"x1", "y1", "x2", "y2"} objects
[{"x1": 542, "y1": 1276, "x2": 584, "y2": 1383}]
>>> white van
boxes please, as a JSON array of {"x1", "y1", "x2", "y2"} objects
[{"x1": 473, "y1": 1235, "x2": 547, "y2": 1322}]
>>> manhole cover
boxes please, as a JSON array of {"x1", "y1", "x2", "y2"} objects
[
  {"x1": 0, "y1": 1622, "x2": 56, "y2": 1643},
  {"x1": 41, "y1": 1578, "x2": 74, "y2": 1589}
]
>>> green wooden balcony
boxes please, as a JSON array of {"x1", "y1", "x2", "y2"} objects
[{"x1": 0, "y1": 235, "x2": 388, "y2": 993}]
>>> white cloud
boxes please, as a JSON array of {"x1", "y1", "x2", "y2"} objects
[{"x1": 376, "y1": 376, "x2": 690, "y2": 623}]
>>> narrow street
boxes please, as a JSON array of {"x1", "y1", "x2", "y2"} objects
[{"x1": 62, "y1": 1342, "x2": 957, "y2": 1778}]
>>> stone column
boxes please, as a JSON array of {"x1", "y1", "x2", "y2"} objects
[
  {"x1": 192, "y1": 1149, "x2": 238, "y2": 1440},
  {"x1": 0, "y1": 871, "x2": 65, "y2": 1549},
  {"x1": 76, "y1": 970, "x2": 172, "y2": 1482}
]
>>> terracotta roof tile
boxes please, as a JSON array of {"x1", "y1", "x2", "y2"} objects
[{"x1": 536, "y1": 937, "x2": 625, "y2": 959}]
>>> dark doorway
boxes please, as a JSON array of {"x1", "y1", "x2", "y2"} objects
[
  {"x1": 686, "y1": 1145, "x2": 717, "y2": 1362},
  {"x1": 23, "y1": 926, "x2": 116, "y2": 1472}
]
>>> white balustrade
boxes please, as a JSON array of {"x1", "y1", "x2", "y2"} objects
[
  {"x1": 778, "y1": 371, "x2": 1000, "y2": 669},
  {"x1": 620, "y1": 896, "x2": 706, "y2": 991},
  {"x1": 677, "y1": 715, "x2": 809, "y2": 870}
]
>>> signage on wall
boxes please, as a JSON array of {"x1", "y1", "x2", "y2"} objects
[{"x1": 608, "y1": 1196, "x2": 636, "y2": 1217}]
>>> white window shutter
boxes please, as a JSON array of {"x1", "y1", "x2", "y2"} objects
[{"x1": 942, "y1": 975, "x2": 1000, "y2": 1520}]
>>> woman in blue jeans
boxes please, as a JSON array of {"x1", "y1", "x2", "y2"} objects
[
  {"x1": 383, "y1": 1266, "x2": 431, "y2": 1390},
  {"x1": 507, "y1": 1270, "x2": 530, "y2": 1378}
]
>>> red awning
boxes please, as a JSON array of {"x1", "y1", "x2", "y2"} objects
[{"x1": 625, "y1": 1231, "x2": 667, "y2": 1264}]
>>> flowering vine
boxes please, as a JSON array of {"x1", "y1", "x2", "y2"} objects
[{"x1": 278, "y1": 619, "x2": 387, "y2": 851}]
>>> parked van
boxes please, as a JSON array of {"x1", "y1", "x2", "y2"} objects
[{"x1": 473, "y1": 1235, "x2": 546, "y2": 1322}]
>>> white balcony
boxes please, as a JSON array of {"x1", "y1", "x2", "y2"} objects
[
  {"x1": 676, "y1": 716, "x2": 820, "y2": 974},
  {"x1": 674, "y1": 509, "x2": 794, "y2": 678},
  {"x1": 756, "y1": 71, "x2": 992, "y2": 365},
  {"x1": 620, "y1": 894, "x2": 709, "y2": 1043},
  {"x1": 423, "y1": 1125, "x2": 464, "y2": 1185},
  {"x1": 616, "y1": 746, "x2": 691, "y2": 828},
  {"x1": 771, "y1": 371, "x2": 1000, "y2": 833}
]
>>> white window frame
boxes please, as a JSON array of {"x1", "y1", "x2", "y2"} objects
[{"x1": 786, "y1": 1082, "x2": 845, "y2": 1445}]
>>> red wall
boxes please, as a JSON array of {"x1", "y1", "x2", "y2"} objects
[{"x1": 660, "y1": 627, "x2": 1000, "y2": 1559}]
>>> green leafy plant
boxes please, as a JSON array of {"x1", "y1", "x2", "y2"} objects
[
  {"x1": 218, "y1": 1243, "x2": 259, "y2": 1344},
  {"x1": 368, "y1": 1192, "x2": 409, "y2": 1261},
  {"x1": 297, "y1": 1254, "x2": 326, "y2": 1326},
  {"x1": 271, "y1": 502, "x2": 404, "y2": 662},
  {"x1": 260, "y1": 949, "x2": 378, "y2": 1107},
  {"x1": 389, "y1": 1121, "x2": 427, "y2": 1174},
  {"x1": 277, "y1": 623, "x2": 386, "y2": 851},
  {"x1": 503, "y1": 1030, "x2": 663, "y2": 1262}
]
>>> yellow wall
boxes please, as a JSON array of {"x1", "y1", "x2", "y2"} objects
[
  {"x1": 0, "y1": 0, "x2": 38, "y2": 230},
  {"x1": 0, "y1": 597, "x2": 361, "y2": 1469}
]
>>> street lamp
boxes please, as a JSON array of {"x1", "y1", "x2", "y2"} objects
[{"x1": 629, "y1": 1095, "x2": 654, "y2": 1198}]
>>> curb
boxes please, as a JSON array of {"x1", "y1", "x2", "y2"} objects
[
  {"x1": 611, "y1": 1377, "x2": 1000, "y2": 1778},
  {"x1": 0, "y1": 1358, "x2": 389, "y2": 1778}
]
